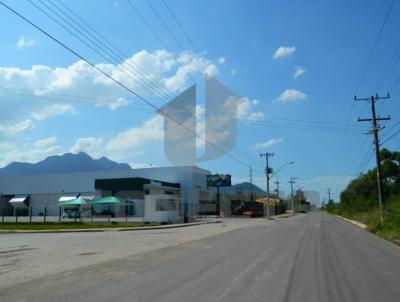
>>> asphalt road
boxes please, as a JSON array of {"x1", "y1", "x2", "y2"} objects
[{"x1": 1, "y1": 212, "x2": 400, "y2": 302}]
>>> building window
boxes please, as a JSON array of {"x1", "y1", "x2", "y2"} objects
[
  {"x1": 164, "y1": 190, "x2": 174, "y2": 195},
  {"x1": 156, "y1": 199, "x2": 177, "y2": 211},
  {"x1": 144, "y1": 189, "x2": 150, "y2": 195}
]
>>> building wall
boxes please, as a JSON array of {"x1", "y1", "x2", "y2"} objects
[{"x1": 0, "y1": 166, "x2": 210, "y2": 215}]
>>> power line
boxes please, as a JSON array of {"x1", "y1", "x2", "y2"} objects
[
  {"x1": 145, "y1": 0, "x2": 186, "y2": 51},
  {"x1": 381, "y1": 127, "x2": 400, "y2": 145},
  {"x1": 355, "y1": 0, "x2": 395, "y2": 95},
  {"x1": 161, "y1": 0, "x2": 199, "y2": 53},
  {"x1": 381, "y1": 120, "x2": 400, "y2": 139},
  {"x1": 30, "y1": 0, "x2": 251, "y2": 164},
  {"x1": 335, "y1": 0, "x2": 395, "y2": 179},
  {"x1": 126, "y1": 0, "x2": 269, "y2": 169},
  {"x1": 355, "y1": 93, "x2": 391, "y2": 224},
  {"x1": 0, "y1": 1, "x2": 250, "y2": 169}
]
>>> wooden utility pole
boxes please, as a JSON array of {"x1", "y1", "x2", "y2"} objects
[
  {"x1": 260, "y1": 152, "x2": 274, "y2": 219},
  {"x1": 355, "y1": 93, "x2": 391, "y2": 224}
]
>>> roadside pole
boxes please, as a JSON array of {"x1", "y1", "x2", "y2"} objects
[
  {"x1": 289, "y1": 178, "x2": 297, "y2": 216},
  {"x1": 260, "y1": 152, "x2": 274, "y2": 219}
]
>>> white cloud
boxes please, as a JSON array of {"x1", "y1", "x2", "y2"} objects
[
  {"x1": 31, "y1": 103, "x2": 76, "y2": 121},
  {"x1": 0, "y1": 119, "x2": 33, "y2": 136},
  {"x1": 0, "y1": 144, "x2": 62, "y2": 168},
  {"x1": 71, "y1": 137, "x2": 103, "y2": 157},
  {"x1": 276, "y1": 89, "x2": 307, "y2": 103},
  {"x1": 0, "y1": 49, "x2": 218, "y2": 125},
  {"x1": 294, "y1": 66, "x2": 306, "y2": 78},
  {"x1": 272, "y1": 46, "x2": 296, "y2": 59},
  {"x1": 255, "y1": 138, "x2": 284, "y2": 149},
  {"x1": 106, "y1": 115, "x2": 163, "y2": 151},
  {"x1": 164, "y1": 51, "x2": 218, "y2": 92},
  {"x1": 95, "y1": 97, "x2": 129, "y2": 111},
  {"x1": 236, "y1": 97, "x2": 265, "y2": 122},
  {"x1": 16, "y1": 36, "x2": 35, "y2": 49},
  {"x1": 34, "y1": 137, "x2": 58, "y2": 149},
  {"x1": 218, "y1": 57, "x2": 226, "y2": 64},
  {"x1": 230, "y1": 69, "x2": 237, "y2": 76}
]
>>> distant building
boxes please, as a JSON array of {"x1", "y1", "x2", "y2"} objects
[{"x1": 0, "y1": 166, "x2": 211, "y2": 222}]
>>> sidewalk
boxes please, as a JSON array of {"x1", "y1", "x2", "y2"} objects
[{"x1": 0, "y1": 220, "x2": 222, "y2": 234}]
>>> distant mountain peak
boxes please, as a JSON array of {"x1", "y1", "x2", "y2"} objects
[{"x1": 0, "y1": 152, "x2": 132, "y2": 176}]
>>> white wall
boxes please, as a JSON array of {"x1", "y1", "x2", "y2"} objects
[
  {"x1": 144, "y1": 195, "x2": 179, "y2": 223},
  {"x1": 0, "y1": 166, "x2": 210, "y2": 214}
]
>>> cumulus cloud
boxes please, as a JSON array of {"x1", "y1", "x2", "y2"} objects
[
  {"x1": 71, "y1": 137, "x2": 103, "y2": 157},
  {"x1": 272, "y1": 46, "x2": 296, "y2": 59},
  {"x1": 255, "y1": 138, "x2": 284, "y2": 149},
  {"x1": 294, "y1": 66, "x2": 306, "y2": 78},
  {"x1": 0, "y1": 119, "x2": 33, "y2": 136},
  {"x1": 0, "y1": 49, "x2": 217, "y2": 124},
  {"x1": 34, "y1": 137, "x2": 58, "y2": 149},
  {"x1": 236, "y1": 97, "x2": 265, "y2": 122},
  {"x1": 0, "y1": 139, "x2": 62, "y2": 167},
  {"x1": 31, "y1": 104, "x2": 76, "y2": 121},
  {"x1": 276, "y1": 89, "x2": 307, "y2": 103},
  {"x1": 218, "y1": 57, "x2": 226, "y2": 64},
  {"x1": 16, "y1": 36, "x2": 35, "y2": 49},
  {"x1": 106, "y1": 115, "x2": 163, "y2": 151}
]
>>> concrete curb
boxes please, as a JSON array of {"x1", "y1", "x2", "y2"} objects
[
  {"x1": 336, "y1": 215, "x2": 368, "y2": 229},
  {"x1": 0, "y1": 220, "x2": 222, "y2": 234}
]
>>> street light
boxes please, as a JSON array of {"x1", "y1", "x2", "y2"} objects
[
  {"x1": 271, "y1": 161, "x2": 294, "y2": 178},
  {"x1": 270, "y1": 161, "x2": 294, "y2": 216}
]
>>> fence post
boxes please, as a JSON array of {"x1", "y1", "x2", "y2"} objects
[
  {"x1": 74, "y1": 207, "x2": 77, "y2": 223},
  {"x1": 44, "y1": 206, "x2": 47, "y2": 223},
  {"x1": 1, "y1": 207, "x2": 4, "y2": 223},
  {"x1": 15, "y1": 209, "x2": 18, "y2": 223},
  {"x1": 29, "y1": 207, "x2": 33, "y2": 223},
  {"x1": 59, "y1": 206, "x2": 62, "y2": 222},
  {"x1": 125, "y1": 204, "x2": 128, "y2": 223},
  {"x1": 91, "y1": 205, "x2": 94, "y2": 223}
]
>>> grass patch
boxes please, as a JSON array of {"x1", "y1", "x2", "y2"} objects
[
  {"x1": 324, "y1": 200, "x2": 400, "y2": 245},
  {"x1": 0, "y1": 222, "x2": 159, "y2": 231}
]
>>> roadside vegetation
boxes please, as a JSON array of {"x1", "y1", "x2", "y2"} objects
[
  {"x1": 0, "y1": 222, "x2": 159, "y2": 231},
  {"x1": 323, "y1": 149, "x2": 400, "y2": 244}
]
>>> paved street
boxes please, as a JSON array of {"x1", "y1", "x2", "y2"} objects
[{"x1": 1, "y1": 212, "x2": 400, "y2": 302}]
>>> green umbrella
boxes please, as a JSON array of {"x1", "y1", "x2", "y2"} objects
[
  {"x1": 89, "y1": 196, "x2": 122, "y2": 205},
  {"x1": 59, "y1": 197, "x2": 88, "y2": 206}
]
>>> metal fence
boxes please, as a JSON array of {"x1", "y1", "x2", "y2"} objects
[{"x1": 0, "y1": 200, "x2": 206, "y2": 224}]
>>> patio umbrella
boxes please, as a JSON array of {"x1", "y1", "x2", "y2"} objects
[
  {"x1": 89, "y1": 196, "x2": 122, "y2": 205},
  {"x1": 58, "y1": 197, "x2": 88, "y2": 206}
]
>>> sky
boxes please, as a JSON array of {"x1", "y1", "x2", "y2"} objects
[{"x1": 0, "y1": 0, "x2": 399, "y2": 202}]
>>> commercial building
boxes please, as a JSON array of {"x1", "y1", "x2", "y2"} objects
[{"x1": 0, "y1": 166, "x2": 211, "y2": 222}]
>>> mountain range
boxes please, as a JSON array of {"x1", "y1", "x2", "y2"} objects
[
  {"x1": 0, "y1": 153, "x2": 266, "y2": 195},
  {"x1": 0, "y1": 152, "x2": 132, "y2": 176}
]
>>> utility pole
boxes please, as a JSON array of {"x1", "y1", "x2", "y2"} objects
[
  {"x1": 289, "y1": 177, "x2": 298, "y2": 216},
  {"x1": 249, "y1": 165, "x2": 254, "y2": 201},
  {"x1": 275, "y1": 179, "x2": 280, "y2": 215},
  {"x1": 298, "y1": 187, "x2": 304, "y2": 211},
  {"x1": 326, "y1": 188, "x2": 332, "y2": 203},
  {"x1": 260, "y1": 152, "x2": 274, "y2": 219},
  {"x1": 274, "y1": 180, "x2": 280, "y2": 198},
  {"x1": 355, "y1": 93, "x2": 391, "y2": 224}
]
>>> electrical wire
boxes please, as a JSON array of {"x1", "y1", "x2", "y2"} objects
[{"x1": 0, "y1": 0, "x2": 251, "y2": 168}]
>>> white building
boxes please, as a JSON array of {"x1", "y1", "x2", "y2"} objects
[{"x1": 0, "y1": 166, "x2": 211, "y2": 221}]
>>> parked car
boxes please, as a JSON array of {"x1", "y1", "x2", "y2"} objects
[{"x1": 243, "y1": 209, "x2": 263, "y2": 218}]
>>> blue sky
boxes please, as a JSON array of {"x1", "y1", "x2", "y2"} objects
[{"x1": 0, "y1": 0, "x2": 399, "y2": 201}]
